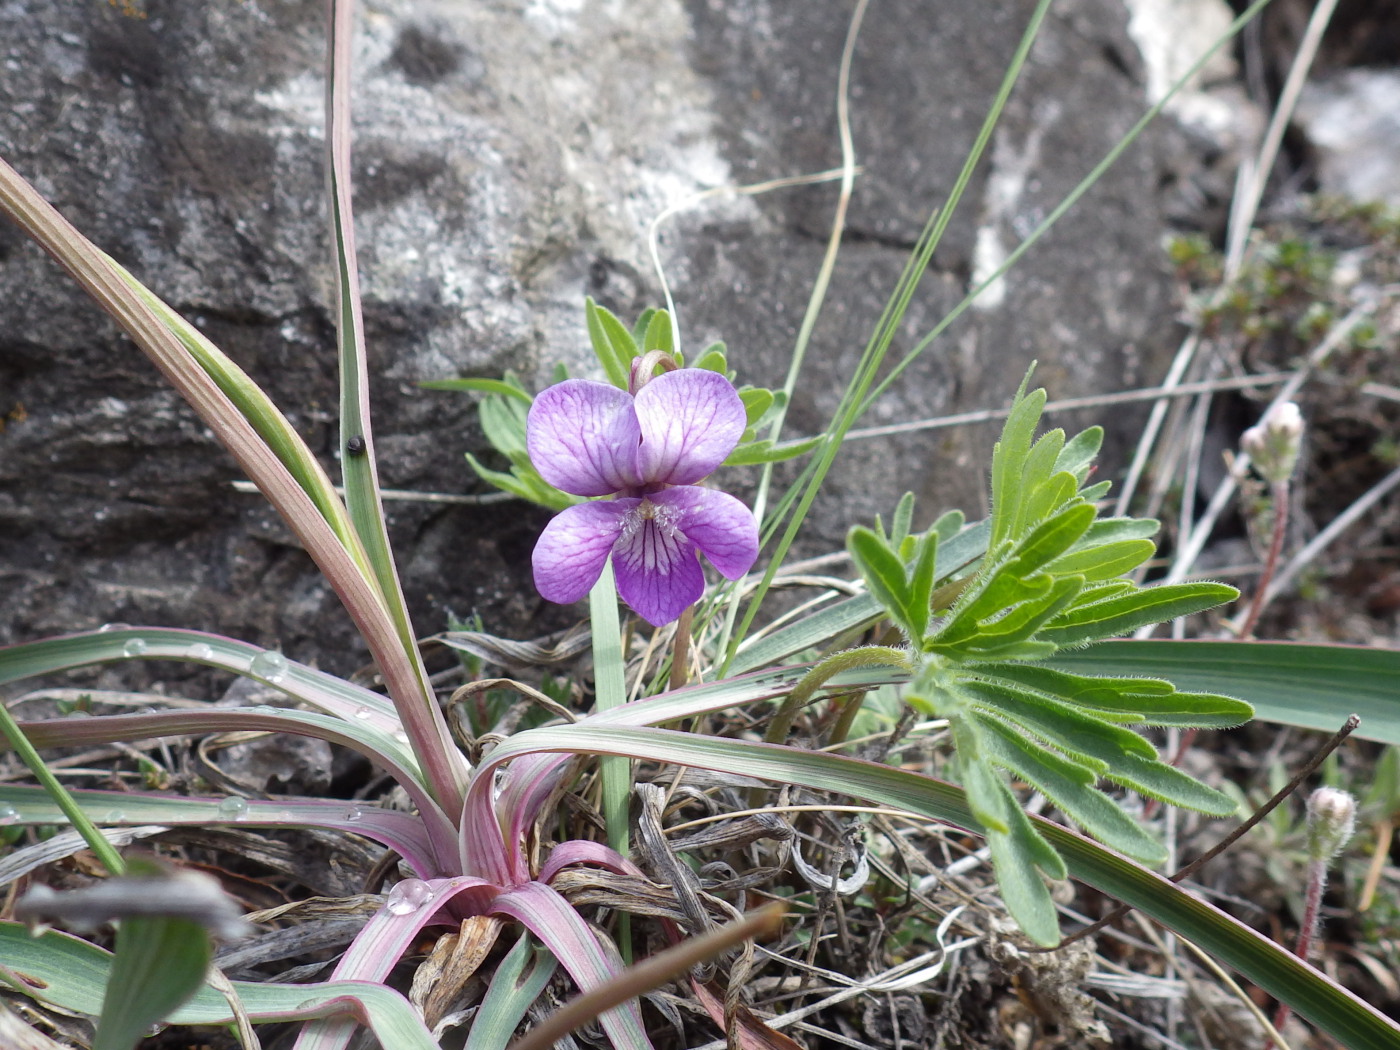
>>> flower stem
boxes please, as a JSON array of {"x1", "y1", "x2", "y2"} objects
[{"x1": 1239, "y1": 478, "x2": 1290, "y2": 639}]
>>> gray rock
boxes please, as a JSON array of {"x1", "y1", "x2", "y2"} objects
[{"x1": 0, "y1": 0, "x2": 1220, "y2": 673}]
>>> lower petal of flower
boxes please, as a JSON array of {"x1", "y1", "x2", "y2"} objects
[
  {"x1": 612, "y1": 499, "x2": 704, "y2": 626},
  {"x1": 532, "y1": 500, "x2": 633, "y2": 605}
]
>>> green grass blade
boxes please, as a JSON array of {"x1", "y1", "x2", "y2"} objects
[
  {"x1": 589, "y1": 563, "x2": 631, "y2": 859},
  {"x1": 93, "y1": 916, "x2": 210, "y2": 1050},
  {"x1": 1051, "y1": 639, "x2": 1400, "y2": 745},
  {"x1": 463, "y1": 933, "x2": 557, "y2": 1050}
]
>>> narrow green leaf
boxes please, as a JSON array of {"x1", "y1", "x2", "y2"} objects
[
  {"x1": 1050, "y1": 639, "x2": 1400, "y2": 746},
  {"x1": 630, "y1": 307, "x2": 657, "y2": 348},
  {"x1": 641, "y1": 309, "x2": 672, "y2": 353},
  {"x1": 989, "y1": 384, "x2": 1047, "y2": 547},
  {"x1": 1042, "y1": 582, "x2": 1239, "y2": 646},
  {"x1": 1055, "y1": 425, "x2": 1103, "y2": 482},
  {"x1": 890, "y1": 492, "x2": 917, "y2": 545},
  {"x1": 1023, "y1": 470, "x2": 1077, "y2": 527},
  {"x1": 1044, "y1": 538, "x2": 1155, "y2": 581},
  {"x1": 478, "y1": 395, "x2": 530, "y2": 460},
  {"x1": 963, "y1": 679, "x2": 1154, "y2": 760},
  {"x1": 1015, "y1": 429, "x2": 1067, "y2": 528},
  {"x1": 465, "y1": 454, "x2": 577, "y2": 511},
  {"x1": 418, "y1": 377, "x2": 535, "y2": 405},
  {"x1": 723, "y1": 435, "x2": 823, "y2": 466},
  {"x1": 1009, "y1": 503, "x2": 1096, "y2": 576},
  {"x1": 906, "y1": 529, "x2": 939, "y2": 640},
  {"x1": 979, "y1": 663, "x2": 1253, "y2": 727},
  {"x1": 848, "y1": 527, "x2": 914, "y2": 636},
  {"x1": 584, "y1": 297, "x2": 634, "y2": 389},
  {"x1": 463, "y1": 933, "x2": 557, "y2": 1050},
  {"x1": 977, "y1": 715, "x2": 1167, "y2": 864}
]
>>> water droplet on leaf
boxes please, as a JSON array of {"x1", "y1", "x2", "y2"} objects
[
  {"x1": 217, "y1": 796, "x2": 250, "y2": 820},
  {"x1": 122, "y1": 638, "x2": 148, "y2": 658},
  {"x1": 249, "y1": 650, "x2": 288, "y2": 683},
  {"x1": 384, "y1": 878, "x2": 433, "y2": 916}
]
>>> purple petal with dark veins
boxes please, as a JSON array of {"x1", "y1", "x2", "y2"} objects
[
  {"x1": 532, "y1": 499, "x2": 634, "y2": 605},
  {"x1": 633, "y1": 369, "x2": 746, "y2": 486},
  {"x1": 611, "y1": 501, "x2": 704, "y2": 626},
  {"x1": 650, "y1": 486, "x2": 759, "y2": 580},
  {"x1": 527, "y1": 380, "x2": 642, "y2": 496}
]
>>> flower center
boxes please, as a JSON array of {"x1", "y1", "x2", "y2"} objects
[{"x1": 618, "y1": 499, "x2": 685, "y2": 572}]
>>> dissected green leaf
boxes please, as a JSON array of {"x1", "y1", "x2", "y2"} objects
[
  {"x1": 977, "y1": 715, "x2": 1166, "y2": 864},
  {"x1": 1042, "y1": 582, "x2": 1239, "y2": 646},
  {"x1": 979, "y1": 663, "x2": 1253, "y2": 727},
  {"x1": 418, "y1": 377, "x2": 534, "y2": 405}
]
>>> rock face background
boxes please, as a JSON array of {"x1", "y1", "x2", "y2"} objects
[{"x1": 0, "y1": 0, "x2": 1245, "y2": 671}]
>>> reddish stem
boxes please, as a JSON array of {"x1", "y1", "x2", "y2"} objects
[{"x1": 1239, "y1": 478, "x2": 1291, "y2": 640}]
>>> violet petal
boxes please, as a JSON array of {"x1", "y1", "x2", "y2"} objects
[
  {"x1": 651, "y1": 486, "x2": 759, "y2": 580},
  {"x1": 527, "y1": 380, "x2": 642, "y2": 496},
  {"x1": 633, "y1": 369, "x2": 746, "y2": 486},
  {"x1": 611, "y1": 505, "x2": 705, "y2": 626},
  {"x1": 532, "y1": 500, "x2": 633, "y2": 605}
]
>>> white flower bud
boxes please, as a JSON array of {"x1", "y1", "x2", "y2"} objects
[
  {"x1": 1241, "y1": 401, "x2": 1304, "y2": 484},
  {"x1": 1305, "y1": 786, "x2": 1356, "y2": 863}
]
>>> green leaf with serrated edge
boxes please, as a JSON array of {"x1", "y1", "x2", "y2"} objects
[
  {"x1": 418, "y1": 376, "x2": 535, "y2": 405},
  {"x1": 989, "y1": 384, "x2": 1046, "y2": 547},
  {"x1": 1007, "y1": 503, "x2": 1096, "y2": 576},
  {"x1": 723, "y1": 435, "x2": 823, "y2": 466},
  {"x1": 1042, "y1": 582, "x2": 1238, "y2": 646},
  {"x1": 584, "y1": 298, "x2": 635, "y2": 389},
  {"x1": 694, "y1": 346, "x2": 728, "y2": 374},
  {"x1": 891, "y1": 492, "x2": 916, "y2": 546},
  {"x1": 1055, "y1": 425, "x2": 1103, "y2": 482},
  {"x1": 1045, "y1": 539, "x2": 1156, "y2": 581},
  {"x1": 977, "y1": 715, "x2": 1167, "y2": 864},
  {"x1": 641, "y1": 309, "x2": 672, "y2": 353},
  {"x1": 906, "y1": 530, "x2": 940, "y2": 640},
  {"x1": 978, "y1": 663, "x2": 1253, "y2": 727},
  {"x1": 962, "y1": 679, "x2": 1154, "y2": 759},
  {"x1": 848, "y1": 527, "x2": 915, "y2": 637},
  {"x1": 738, "y1": 387, "x2": 773, "y2": 425}
]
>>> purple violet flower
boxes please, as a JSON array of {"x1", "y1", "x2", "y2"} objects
[{"x1": 527, "y1": 368, "x2": 760, "y2": 626}]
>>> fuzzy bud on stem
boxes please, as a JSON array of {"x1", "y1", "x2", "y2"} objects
[
  {"x1": 1242, "y1": 401, "x2": 1304, "y2": 484},
  {"x1": 1306, "y1": 786, "x2": 1357, "y2": 863}
]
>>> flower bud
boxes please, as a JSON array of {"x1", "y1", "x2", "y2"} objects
[
  {"x1": 1241, "y1": 401, "x2": 1304, "y2": 484},
  {"x1": 1305, "y1": 786, "x2": 1356, "y2": 863}
]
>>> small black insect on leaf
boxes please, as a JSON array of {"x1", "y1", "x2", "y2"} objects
[{"x1": 346, "y1": 435, "x2": 367, "y2": 456}]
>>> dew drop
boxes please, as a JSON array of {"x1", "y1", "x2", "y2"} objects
[
  {"x1": 352, "y1": 706, "x2": 373, "y2": 720},
  {"x1": 122, "y1": 638, "x2": 149, "y2": 658},
  {"x1": 217, "y1": 796, "x2": 250, "y2": 820},
  {"x1": 104, "y1": 810, "x2": 127, "y2": 823},
  {"x1": 187, "y1": 643, "x2": 214, "y2": 662},
  {"x1": 98, "y1": 622, "x2": 131, "y2": 633},
  {"x1": 249, "y1": 650, "x2": 288, "y2": 684},
  {"x1": 345, "y1": 805, "x2": 364, "y2": 822},
  {"x1": 392, "y1": 730, "x2": 409, "y2": 745},
  {"x1": 384, "y1": 878, "x2": 433, "y2": 916},
  {"x1": 0, "y1": 803, "x2": 19, "y2": 825}
]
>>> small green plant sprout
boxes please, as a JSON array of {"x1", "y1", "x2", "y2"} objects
[
  {"x1": 845, "y1": 375, "x2": 1252, "y2": 944},
  {"x1": 1243, "y1": 401, "x2": 1305, "y2": 485}
]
